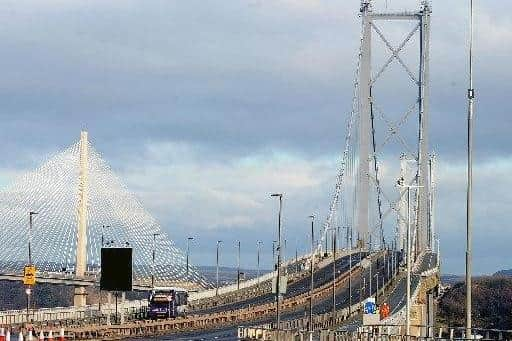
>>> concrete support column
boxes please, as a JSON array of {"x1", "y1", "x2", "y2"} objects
[
  {"x1": 120, "y1": 292, "x2": 126, "y2": 324},
  {"x1": 73, "y1": 286, "x2": 87, "y2": 308},
  {"x1": 74, "y1": 131, "x2": 89, "y2": 307},
  {"x1": 107, "y1": 292, "x2": 112, "y2": 325}
]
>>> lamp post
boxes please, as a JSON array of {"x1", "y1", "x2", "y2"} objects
[
  {"x1": 340, "y1": 226, "x2": 348, "y2": 250},
  {"x1": 308, "y1": 215, "x2": 315, "y2": 339},
  {"x1": 348, "y1": 225, "x2": 353, "y2": 315},
  {"x1": 283, "y1": 239, "x2": 287, "y2": 270},
  {"x1": 28, "y1": 212, "x2": 38, "y2": 266},
  {"x1": 272, "y1": 240, "x2": 277, "y2": 270},
  {"x1": 257, "y1": 241, "x2": 263, "y2": 284},
  {"x1": 151, "y1": 233, "x2": 160, "y2": 289},
  {"x1": 369, "y1": 253, "x2": 372, "y2": 299},
  {"x1": 99, "y1": 224, "x2": 111, "y2": 315},
  {"x1": 362, "y1": 277, "x2": 366, "y2": 301},
  {"x1": 332, "y1": 227, "x2": 337, "y2": 322},
  {"x1": 186, "y1": 237, "x2": 194, "y2": 277},
  {"x1": 295, "y1": 239, "x2": 298, "y2": 273},
  {"x1": 270, "y1": 193, "x2": 283, "y2": 339},
  {"x1": 101, "y1": 225, "x2": 111, "y2": 248},
  {"x1": 397, "y1": 177, "x2": 423, "y2": 337},
  {"x1": 216, "y1": 240, "x2": 222, "y2": 296},
  {"x1": 27, "y1": 211, "x2": 38, "y2": 322},
  {"x1": 236, "y1": 240, "x2": 241, "y2": 290},
  {"x1": 374, "y1": 273, "x2": 379, "y2": 305},
  {"x1": 466, "y1": 0, "x2": 475, "y2": 338},
  {"x1": 324, "y1": 231, "x2": 328, "y2": 257}
]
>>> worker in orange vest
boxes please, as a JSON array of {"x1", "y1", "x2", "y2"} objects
[{"x1": 380, "y1": 302, "x2": 390, "y2": 320}]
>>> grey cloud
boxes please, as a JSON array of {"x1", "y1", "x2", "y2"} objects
[{"x1": 0, "y1": 0, "x2": 510, "y2": 273}]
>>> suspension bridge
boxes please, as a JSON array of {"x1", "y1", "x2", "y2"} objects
[{"x1": 0, "y1": 1, "x2": 498, "y2": 340}]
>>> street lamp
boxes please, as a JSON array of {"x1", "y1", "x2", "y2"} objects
[
  {"x1": 186, "y1": 237, "x2": 194, "y2": 277},
  {"x1": 28, "y1": 212, "x2": 38, "y2": 265},
  {"x1": 348, "y1": 225, "x2": 353, "y2": 315},
  {"x1": 99, "y1": 224, "x2": 111, "y2": 314},
  {"x1": 270, "y1": 193, "x2": 283, "y2": 339},
  {"x1": 272, "y1": 240, "x2": 277, "y2": 270},
  {"x1": 397, "y1": 177, "x2": 423, "y2": 337},
  {"x1": 101, "y1": 225, "x2": 111, "y2": 248},
  {"x1": 324, "y1": 227, "x2": 337, "y2": 322},
  {"x1": 374, "y1": 273, "x2": 379, "y2": 305},
  {"x1": 256, "y1": 241, "x2": 263, "y2": 283},
  {"x1": 236, "y1": 240, "x2": 241, "y2": 290},
  {"x1": 151, "y1": 233, "x2": 160, "y2": 289},
  {"x1": 308, "y1": 215, "x2": 315, "y2": 337},
  {"x1": 466, "y1": 1, "x2": 476, "y2": 338},
  {"x1": 27, "y1": 211, "x2": 38, "y2": 322},
  {"x1": 216, "y1": 240, "x2": 222, "y2": 296}
]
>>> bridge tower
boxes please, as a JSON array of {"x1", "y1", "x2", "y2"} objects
[
  {"x1": 355, "y1": 0, "x2": 432, "y2": 252},
  {"x1": 74, "y1": 131, "x2": 89, "y2": 306}
]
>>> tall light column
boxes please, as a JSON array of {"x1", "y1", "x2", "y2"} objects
[
  {"x1": 216, "y1": 240, "x2": 222, "y2": 296},
  {"x1": 348, "y1": 227, "x2": 353, "y2": 315},
  {"x1": 186, "y1": 237, "x2": 194, "y2": 277},
  {"x1": 256, "y1": 241, "x2": 262, "y2": 284},
  {"x1": 236, "y1": 240, "x2": 241, "y2": 290},
  {"x1": 308, "y1": 215, "x2": 315, "y2": 339},
  {"x1": 331, "y1": 227, "x2": 337, "y2": 323},
  {"x1": 270, "y1": 193, "x2": 283, "y2": 340},
  {"x1": 466, "y1": 0, "x2": 475, "y2": 338},
  {"x1": 26, "y1": 211, "x2": 38, "y2": 322},
  {"x1": 151, "y1": 233, "x2": 159, "y2": 289}
]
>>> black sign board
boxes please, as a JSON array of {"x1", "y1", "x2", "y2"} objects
[{"x1": 100, "y1": 247, "x2": 133, "y2": 291}]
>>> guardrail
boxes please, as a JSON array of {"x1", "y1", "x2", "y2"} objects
[
  {"x1": 189, "y1": 249, "x2": 360, "y2": 302},
  {"x1": 0, "y1": 299, "x2": 148, "y2": 326}
]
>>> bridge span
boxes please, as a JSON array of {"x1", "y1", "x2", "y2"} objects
[{"x1": 0, "y1": 249, "x2": 444, "y2": 340}]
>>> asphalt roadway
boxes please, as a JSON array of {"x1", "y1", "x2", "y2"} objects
[{"x1": 144, "y1": 252, "x2": 437, "y2": 340}]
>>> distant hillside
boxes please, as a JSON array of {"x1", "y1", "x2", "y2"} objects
[
  {"x1": 493, "y1": 269, "x2": 512, "y2": 277},
  {"x1": 441, "y1": 274, "x2": 465, "y2": 285},
  {"x1": 437, "y1": 276, "x2": 512, "y2": 330}
]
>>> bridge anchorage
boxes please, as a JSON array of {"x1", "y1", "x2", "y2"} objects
[{"x1": 0, "y1": 131, "x2": 209, "y2": 306}]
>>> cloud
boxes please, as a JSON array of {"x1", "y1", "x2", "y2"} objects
[{"x1": 0, "y1": 0, "x2": 510, "y2": 273}]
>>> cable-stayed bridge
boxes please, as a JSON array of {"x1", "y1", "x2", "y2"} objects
[{"x1": 0, "y1": 131, "x2": 209, "y2": 301}]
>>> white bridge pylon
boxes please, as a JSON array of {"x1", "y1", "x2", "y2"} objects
[
  {"x1": 320, "y1": 1, "x2": 434, "y2": 254},
  {"x1": 0, "y1": 131, "x2": 209, "y2": 290}
]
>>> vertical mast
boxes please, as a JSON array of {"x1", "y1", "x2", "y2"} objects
[{"x1": 466, "y1": 0, "x2": 475, "y2": 337}]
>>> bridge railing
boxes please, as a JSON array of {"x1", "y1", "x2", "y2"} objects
[
  {"x1": 0, "y1": 299, "x2": 148, "y2": 326},
  {"x1": 190, "y1": 249, "x2": 358, "y2": 302}
]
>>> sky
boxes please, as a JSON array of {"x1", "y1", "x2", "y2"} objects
[{"x1": 0, "y1": 0, "x2": 510, "y2": 275}]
